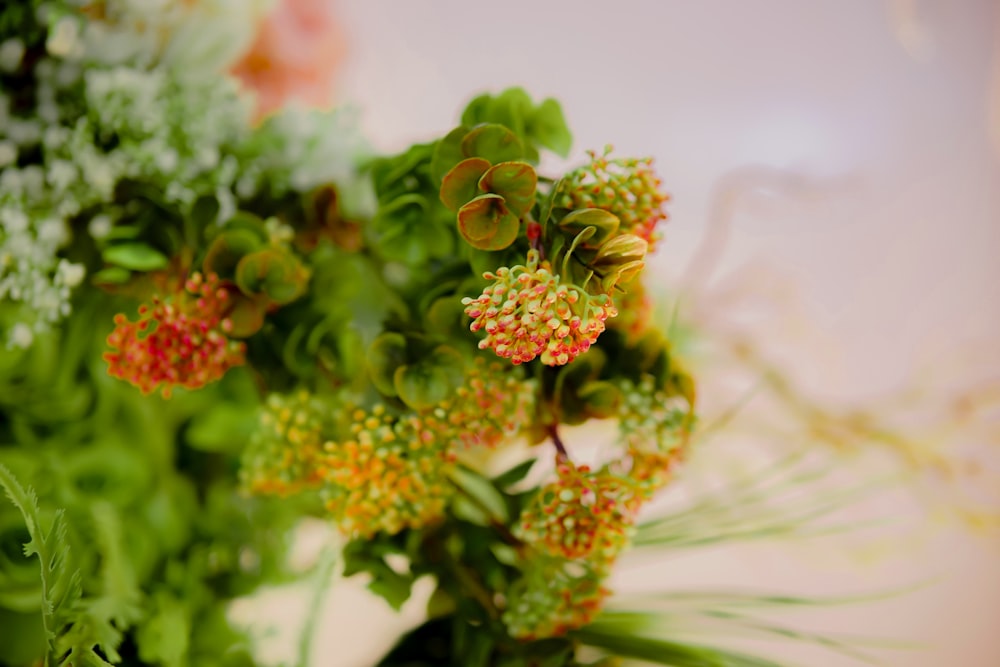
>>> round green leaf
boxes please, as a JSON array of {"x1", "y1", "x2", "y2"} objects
[
  {"x1": 460, "y1": 124, "x2": 523, "y2": 164},
  {"x1": 430, "y1": 125, "x2": 471, "y2": 184},
  {"x1": 478, "y1": 161, "x2": 537, "y2": 217},
  {"x1": 527, "y1": 97, "x2": 573, "y2": 158},
  {"x1": 440, "y1": 157, "x2": 492, "y2": 212},
  {"x1": 235, "y1": 249, "x2": 308, "y2": 304},
  {"x1": 367, "y1": 332, "x2": 409, "y2": 396},
  {"x1": 203, "y1": 229, "x2": 261, "y2": 280},
  {"x1": 457, "y1": 194, "x2": 520, "y2": 251},
  {"x1": 392, "y1": 345, "x2": 465, "y2": 410}
]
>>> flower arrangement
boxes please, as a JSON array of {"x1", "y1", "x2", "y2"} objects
[{"x1": 0, "y1": 2, "x2": 940, "y2": 667}]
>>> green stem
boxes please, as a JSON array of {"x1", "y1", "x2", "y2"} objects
[{"x1": 297, "y1": 545, "x2": 338, "y2": 667}]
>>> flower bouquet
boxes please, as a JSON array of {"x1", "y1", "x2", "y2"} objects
[{"x1": 0, "y1": 3, "x2": 920, "y2": 667}]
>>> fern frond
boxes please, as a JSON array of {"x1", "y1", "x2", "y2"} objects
[
  {"x1": 0, "y1": 463, "x2": 83, "y2": 666},
  {"x1": 0, "y1": 464, "x2": 135, "y2": 667}
]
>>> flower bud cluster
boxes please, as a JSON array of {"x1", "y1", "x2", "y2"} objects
[
  {"x1": 240, "y1": 391, "x2": 328, "y2": 497},
  {"x1": 558, "y1": 148, "x2": 669, "y2": 251},
  {"x1": 104, "y1": 273, "x2": 245, "y2": 397},
  {"x1": 516, "y1": 460, "x2": 640, "y2": 560},
  {"x1": 617, "y1": 375, "x2": 691, "y2": 493},
  {"x1": 463, "y1": 250, "x2": 617, "y2": 366},
  {"x1": 321, "y1": 405, "x2": 456, "y2": 538},
  {"x1": 502, "y1": 557, "x2": 610, "y2": 641},
  {"x1": 506, "y1": 460, "x2": 644, "y2": 639},
  {"x1": 441, "y1": 357, "x2": 532, "y2": 449}
]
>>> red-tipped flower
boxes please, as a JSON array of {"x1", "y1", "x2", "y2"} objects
[
  {"x1": 104, "y1": 273, "x2": 246, "y2": 398},
  {"x1": 462, "y1": 250, "x2": 617, "y2": 366}
]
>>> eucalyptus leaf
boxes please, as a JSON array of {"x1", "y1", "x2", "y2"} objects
[{"x1": 102, "y1": 244, "x2": 169, "y2": 271}]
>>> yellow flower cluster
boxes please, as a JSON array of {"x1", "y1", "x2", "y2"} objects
[
  {"x1": 321, "y1": 406, "x2": 456, "y2": 538},
  {"x1": 240, "y1": 391, "x2": 328, "y2": 497}
]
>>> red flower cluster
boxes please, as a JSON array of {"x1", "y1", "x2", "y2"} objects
[
  {"x1": 462, "y1": 251, "x2": 617, "y2": 366},
  {"x1": 104, "y1": 273, "x2": 245, "y2": 398}
]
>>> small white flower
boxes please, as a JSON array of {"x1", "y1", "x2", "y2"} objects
[
  {"x1": 57, "y1": 259, "x2": 86, "y2": 287},
  {"x1": 9, "y1": 323, "x2": 33, "y2": 349},
  {"x1": 47, "y1": 18, "x2": 80, "y2": 57},
  {"x1": 0, "y1": 39, "x2": 25, "y2": 73},
  {"x1": 88, "y1": 214, "x2": 112, "y2": 240},
  {"x1": 0, "y1": 141, "x2": 16, "y2": 168}
]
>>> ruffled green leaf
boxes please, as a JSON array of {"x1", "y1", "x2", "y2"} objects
[
  {"x1": 430, "y1": 126, "x2": 470, "y2": 185},
  {"x1": 457, "y1": 194, "x2": 519, "y2": 251},
  {"x1": 478, "y1": 161, "x2": 537, "y2": 217},
  {"x1": 393, "y1": 345, "x2": 465, "y2": 411},
  {"x1": 440, "y1": 157, "x2": 492, "y2": 212},
  {"x1": 527, "y1": 98, "x2": 573, "y2": 158},
  {"x1": 461, "y1": 124, "x2": 523, "y2": 164},
  {"x1": 367, "y1": 332, "x2": 409, "y2": 397}
]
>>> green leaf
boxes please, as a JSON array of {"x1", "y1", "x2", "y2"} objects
[
  {"x1": 575, "y1": 625, "x2": 784, "y2": 667},
  {"x1": 478, "y1": 161, "x2": 537, "y2": 217},
  {"x1": 367, "y1": 332, "x2": 409, "y2": 397},
  {"x1": 102, "y1": 243, "x2": 169, "y2": 271},
  {"x1": 457, "y1": 194, "x2": 520, "y2": 251},
  {"x1": 558, "y1": 209, "x2": 621, "y2": 248},
  {"x1": 528, "y1": 98, "x2": 573, "y2": 157},
  {"x1": 491, "y1": 458, "x2": 536, "y2": 489},
  {"x1": 393, "y1": 345, "x2": 465, "y2": 410},
  {"x1": 90, "y1": 267, "x2": 132, "y2": 285},
  {"x1": 460, "y1": 124, "x2": 523, "y2": 164},
  {"x1": 430, "y1": 126, "x2": 470, "y2": 185},
  {"x1": 440, "y1": 157, "x2": 492, "y2": 212},
  {"x1": 577, "y1": 380, "x2": 623, "y2": 419},
  {"x1": 449, "y1": 466, "x2": 509, "y2": 523},
  {"x1": 186, "y1": 403, "x2": 259, "y2": 452},
  {"x1": 234, "y1": 248, "x2": 308, "y2": 305},
  {"x1": 202, "y1": 229, "x2": 261, "y2": 281}
]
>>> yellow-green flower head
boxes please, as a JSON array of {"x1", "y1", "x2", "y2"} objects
[
  {"x1": 462, "y1": 250, "x2": 617, "y2": 366},
  {"x1": 321, "y1": 406, "x2": 455, "y2": 538},
  {"x1": 516, "y1": 460, "x2": 640, "y2": 562},
  {"x1": 240, "y1": 390, "x2": 329, "y2": 497}
]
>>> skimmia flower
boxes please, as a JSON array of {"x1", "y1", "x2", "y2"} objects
[
  {"x1": 321, "y1": 406, "x2": 456, "y2": 537},
  {"x1": 240, "y1": 391, "x2": 330, "y2": 497},
  {"x1": 104, "y1": 273, "x2": 246, "y2": 398},
  {"x1": 516, "y1": 459, "x2": 641, "y2": 562},
  {"x1": 441, "y1": 357, "x2": 533, "y2": 449},
  {"x1": 462, "y1": 250, "x2": 617, "y2": 366},
  {"x1": 558, "y1": 147, "x2": 669, "y2": 251},
  {"x1": 503, "y1": 557, "x2": 610, "y2": 640}
]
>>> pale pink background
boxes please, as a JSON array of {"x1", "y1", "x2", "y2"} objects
[{"x1": 233, "y1": 1, "x2": 1000, "y2": 665}]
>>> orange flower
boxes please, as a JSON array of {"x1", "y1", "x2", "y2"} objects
[{"x1": 230, "y1": 0, "x2": 345, "y2": 121}]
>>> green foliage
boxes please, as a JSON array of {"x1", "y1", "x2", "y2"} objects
[{"x1": 461, "y1": 88, "x2": 573, "y2": 161}]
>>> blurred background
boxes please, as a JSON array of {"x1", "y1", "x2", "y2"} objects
[{"x1": 231, "y1": 1, "x2": 1000, "y2": 665}]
